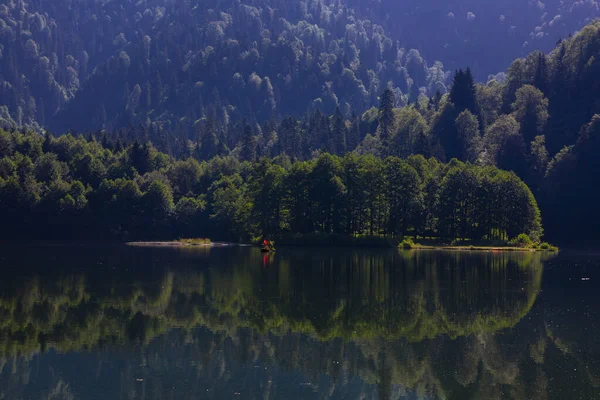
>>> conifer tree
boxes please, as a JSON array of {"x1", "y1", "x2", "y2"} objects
[
  {"x1": 329, "y1": 107, "x2": 347, "y2": 155},
  {"x1": 240, "y1": 124, "x2": 257, "y2": 162},
  {"x1": 377, "y1": 89, "x2": 395, "y2": 146}
]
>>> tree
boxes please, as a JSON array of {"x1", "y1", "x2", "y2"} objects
[
  {"x1": 175, "y1": 196, "x2": 206, "y2": 237},
  {"x1": 377, "y1": 89, "x2": 395, "y2": 146},
  {"x1": 390, "y1": 107, "x2": 428, "y2": 158},
  {"x1": 449, "y1": 68, "x2": 479, "y2": 118},
  {"x1": 329, "y1": 107, "x2": 347, "y2": 156},
  {"x1": 511, "y1": 85, "x2": 549, "y2": 148},
  {"x1": 546, "y1": 42, "x2": 572, "y2": 154},
  {"x1": 483, "y1": 115, "x2": 527, "y2": 176},
  {"x1": 436, "y1": 163, "x2": 479, "y2": 240},
  {"x1": 0, "y1": 130, "x2": 14, "y2": 158},
  {"x1": 455, "y1": 110, "x2": 481, "y2": 163},
  {"x1": 128, "y1": 141, "x2": 152, "y2": 174},
  {"x1": 209, "y1": 174, "x2": 252, "y2": 240},
  {"x1": 384, "y1": 158, "x2": 423, "y2": 236},
  {"x1": 196, "y1": 117, "x2": 226, "y2": 161},
  {"x1": 309, "y1": 154, "x2": 346, "y2": 233},
  {"x1": 346, "y1": 112, "x2": 361, "y2": 151},
  {"x1": 431, "y1": 101, "x2": 460, "y2": 161},
  {"x1": 533, "y1": 52, "x2": 549, "y2": 95},
  {"x1": 240, "y1": 124, "x2": 257, "y2": 162},
  {"x1": 476, "y1": 81, "x2": 503, "y2": 128},
  {"x1": 168, "y1": 158, "x2": 203, "y2": 197},
  {"x1": 143, "y1": 180, "x2": 175, "y2": 236},
  {"x1": 528, "y1": 135, "x2": 549, "y2": 190},
  {"x1": 250, "y1": 163, "x2": 286, "y2": 235},
  {"x1": 278, "y1": 116, "x2": 302, "y2": 160}
]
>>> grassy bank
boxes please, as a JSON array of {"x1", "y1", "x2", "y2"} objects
[{"x1": 400, "y1": 236, "x2": 559, "y2": 252}]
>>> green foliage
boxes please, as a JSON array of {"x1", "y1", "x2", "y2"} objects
[
  {"x1": 511, "y1": 233, "x2": 533, "y2": 248},
  {"x1": 400, "y1": 238, "x2": 421, "y2": 250},
  {"x1": 536, "y1": 242, "x2": 559, "y2": 251},
  {"x1": 0, "y1": 129, "x2": 547, "y2": 243},
  {"x1": 178, "y1": 238, "x2": 211, "y2": 245},
  {"x1": 511, "y1": 85, "x2": 549, "y2": 145}
]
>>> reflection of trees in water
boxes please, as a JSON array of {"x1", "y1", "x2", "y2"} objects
[
  {"x1": 0, "y1": 249, "x2": 546, "y2": 356},
  {"x1": 0, "y1": 247, "x2": 596, "y2": 399}
]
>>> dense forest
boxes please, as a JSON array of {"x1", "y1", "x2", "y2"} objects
[
  {"x1": 1, "y1": 1, "x2": 600, "y2": 243},
  {"x1": 0, "y1": 0, "x2": 454, "y2": 134},
  {"x1": 346, "y1": 0, "x2": 600, "y2": 76},
  {"x1": 1, "y1": 0, "x2": 599, "y2": 135},
  {"x1": 0, "y1": 129, "x2": 541, "y2": 242}
]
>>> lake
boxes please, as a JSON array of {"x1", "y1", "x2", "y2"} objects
[{"x1": 0, "y1": 244, "x2": 599, "y2": 399}]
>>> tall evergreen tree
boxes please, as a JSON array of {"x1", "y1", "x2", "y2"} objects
[
  {"x1": 346, "y1": 112, "x2": 360, "y2": 152},
  {"x1": 329, "y1": 107, "x2": 347, "y2": 156},
  {"x1": 377, "y1": 89, "x2": 395, "y2": 146},
  {"x1": 533, "y1": 52, "x2": 549, "y2": 95},
  {"x1": 240, "y1": 123, "x2": 257, "y2": 162},
  {"x1": 449, "y1": 68, "x2": 479, "y2": 118},
  {"x1": 546, "y1": 42, "x2": 572, "y2": 154},
  {"x1": 196, "y1": 116, "x2": 223, "y2": 161}
]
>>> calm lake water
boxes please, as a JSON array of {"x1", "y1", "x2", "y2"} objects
[{"x1": 0, "y1": 244, "x2": 599, "y2": 400}]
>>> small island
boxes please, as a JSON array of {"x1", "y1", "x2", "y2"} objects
[
  {"x1": 127, "y1": 238, "x2": 212, "y2": 247},
  {"x1": 400, "y1": 234, "x2": 558, "y2": 252}
]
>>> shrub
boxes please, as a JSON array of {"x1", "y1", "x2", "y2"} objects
[
  {"x1": 511, "y1": 233, "x2": 533, "y2": 248},
  {"x1": 537, "y1": 242, "x2": 559, "y2": 251},
  {"x1": 400, "y1": 238, "x2": 419, "y2": 250},
  {"x1": 179, "y1": 238, "x2": 211, "y2": 245}
]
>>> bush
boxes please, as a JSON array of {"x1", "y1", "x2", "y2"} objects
[
  {"x1": 179, "y1": 238, "x2": 211, "y2": 245},
  {"x1": 537, "y1": 242, "x2": 559, "y2": 251},
  {"x1": 400, "y1": 238, "x2": 419, "y2": 250},
  {"x1": 511, "y1": 233, "x2": 533, "y2": 248}
]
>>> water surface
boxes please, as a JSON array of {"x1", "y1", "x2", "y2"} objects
[{"x1": 0, "y1": 244, "x2": 598, "y2": 399}]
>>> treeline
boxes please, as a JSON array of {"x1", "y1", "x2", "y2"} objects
[{"x1": 0, "y1": 129, "x2": 541, "y2": 242}]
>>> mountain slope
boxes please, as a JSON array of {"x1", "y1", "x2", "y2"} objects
[
  {"x1": 2, "y1": 0, "x2": 599, "y2": 139},
  {"x1": 0, "y1": 0, "x2": 449, "y2": 135}
]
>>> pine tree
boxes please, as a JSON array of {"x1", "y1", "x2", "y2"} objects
[
  {"x1": 449, "y1": 68, "x2": 479, "y2": 118},
  {"x1": 196, "y1": 116, "x2": 222, "y2": 161},
  {"x1": 347, "y1": 112, "x2": 360, "y2": 151},
  {"x1": 547, "y1": 42, "x2": 571, "y2": 154},
  {"x1": 533, "y1": 52, "x2": 549, "y2": 95},
  {"x1": 329, "y1": 107, "x2": 347, "y2": 155},
  {"x1": 240, "y1": 123, "x2": 257, "y2": 162},
  {"x1": 377, "y1": 89, "x2": 395, "y2": 146}
]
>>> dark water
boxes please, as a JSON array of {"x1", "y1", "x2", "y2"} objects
[{"x1": 0, "y1": 244, "x2": 599, "y2": 400}]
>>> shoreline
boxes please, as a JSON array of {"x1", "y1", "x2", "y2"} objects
[
  {"x1": 126, "y1": 241, "x2": 242, "y2": 248},
  {"x1": 409, "y1": 245, "x2": 557, "y2": 252}
]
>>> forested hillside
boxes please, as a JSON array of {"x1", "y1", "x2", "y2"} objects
[
  {"x1": 0, "y1": 1, "x2": 599, "y2": 243},
  {"x1": 1, "y1": 0, "x2": 599, "y2": 140},
  {"x1": 346, "y1": 0, "x2": 600, "y2": 76},
  {"x1": 0, "y1": 0, "x2": 451, "y2": 136}
]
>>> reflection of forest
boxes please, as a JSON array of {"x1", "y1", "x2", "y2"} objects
[{"x1": 0, "y1": 246, "x2": 597, "y2": 399}]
